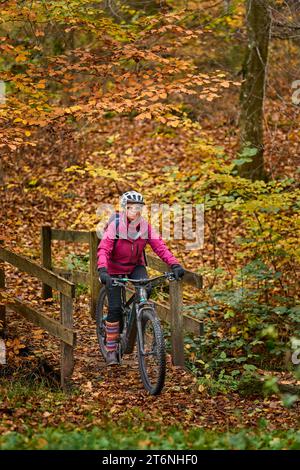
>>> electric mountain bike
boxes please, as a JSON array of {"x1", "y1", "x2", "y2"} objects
[{"x1": 96, "y1": 272, "x2": 176, "y2": 395}]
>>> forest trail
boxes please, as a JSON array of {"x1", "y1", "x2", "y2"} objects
[{"x1": 2, "y1": 300, "x2": 298, "y2": 434}]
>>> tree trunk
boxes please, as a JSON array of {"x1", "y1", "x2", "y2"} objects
[
  {"x1": 238, "y1": 0, "x2": 271, "y2": 181},
  {"x1": 104, "y1": 0, "x2": 169, "y2": 21}
]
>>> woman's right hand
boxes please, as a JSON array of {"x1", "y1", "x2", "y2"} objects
[{"x1": 98, "y1": 267, "x2": 113, "y2": 288}]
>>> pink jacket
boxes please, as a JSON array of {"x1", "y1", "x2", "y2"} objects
[{"x1": 97, "y1": 211, "x2": 180, "y2": 274}]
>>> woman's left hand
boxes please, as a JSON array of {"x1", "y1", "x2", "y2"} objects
[{"x1": 171, "y1": 264, "x2": 185, "y2": 280}]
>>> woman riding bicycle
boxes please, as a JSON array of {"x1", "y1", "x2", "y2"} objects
[{"x1": 97, "y1": 190, "x2": 185, "y2": 365}]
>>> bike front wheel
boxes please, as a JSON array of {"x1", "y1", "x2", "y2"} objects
[{"x1": 137, "y1": 308, "x2": 166, "y2": 395}]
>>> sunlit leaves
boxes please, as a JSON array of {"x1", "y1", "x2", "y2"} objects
[
  {"x1": 0, "y1": 0, "x2": 237, "y2": 153},
  {"x1": 64, "y1": 163, "x2": 125, "y2": 183}
]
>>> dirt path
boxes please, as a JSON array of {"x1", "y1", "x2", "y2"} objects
[{"x1": 2, "y1": 295, "x2": 298, "y2": 435}]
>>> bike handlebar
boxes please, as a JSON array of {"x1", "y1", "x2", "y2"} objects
[{"x1": 110, "y1": 272, "x2": 177, "y2": 287}]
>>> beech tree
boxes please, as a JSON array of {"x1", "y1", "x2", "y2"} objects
[{"x1": 0, "y1": 1, "x2": 232, "y2": 156}]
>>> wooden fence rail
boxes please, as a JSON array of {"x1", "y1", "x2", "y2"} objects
[
  {"x1": 0, "y1": 242, "x2": 76, "y2": 389},
  {"x1": 41, "y1": 226, "x2": 204, "y2": 367}
]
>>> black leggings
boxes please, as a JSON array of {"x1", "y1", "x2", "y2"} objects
[{"x1": 106, "y1": 265, "x2": 152, "y2": 323}]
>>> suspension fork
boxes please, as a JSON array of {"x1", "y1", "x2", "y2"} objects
[
  {"x1": 136, "y1": 302, "x2": 154, "y2": 355},
  {"x1": 136, "y1": 304, "x2": 144, "y2": 354}
]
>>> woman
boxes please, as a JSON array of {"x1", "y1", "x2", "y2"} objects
[{"x1": 97, "y1": 190, "x2": 185, "y2": 365}]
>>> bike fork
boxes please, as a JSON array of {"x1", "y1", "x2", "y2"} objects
[
  {"x1": 136, "y1": 304, "x2": 151, "y2": 356},
  {"x1": 136, "y1": 314, "x2": 144, "y2": 356}
]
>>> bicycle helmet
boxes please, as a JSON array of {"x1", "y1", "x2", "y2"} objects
[{"x1": 120, "y1": 191, "x2": 145, "y2": 208}]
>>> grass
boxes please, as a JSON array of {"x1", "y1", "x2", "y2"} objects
[
  {"x1": 1, "y1": 424, "x2": 300, "y2": 450},
  {"x1": 1, "y1": 370, "x2": 299, "y2": 450}
]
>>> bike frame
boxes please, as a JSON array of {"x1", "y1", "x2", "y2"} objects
[
  {"x1": 118, "y1": 283, "x2": 153, "y2": 355},
  {"x1": 111, "y1": 273, "x2": 175, "y2": 356}
]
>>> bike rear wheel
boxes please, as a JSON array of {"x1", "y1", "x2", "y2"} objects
[{"x1": 137, "y1": 308, "x2": 166, "y2": 395}]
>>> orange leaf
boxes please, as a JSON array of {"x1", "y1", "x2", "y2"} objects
[{"x1": 136, "y1": 112, "x2": 152, "y2": 120}]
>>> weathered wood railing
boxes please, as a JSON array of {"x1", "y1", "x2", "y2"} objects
[
  {"x1": 0, "y1": 240, "x2": 76, "y2": 389},
  {"x1": 41, "y1": 226, "x2": 203, "y2": 366}
]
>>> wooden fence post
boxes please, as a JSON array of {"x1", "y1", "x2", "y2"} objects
[
  {"x1": 169, "y1": 280, "x2": 185, "y2": 367},
  {"x1": 60, "y1": 273, "x2": 74, "y2": 390},
  {"x1": 0, "y1": 240, "x2": 6, "y2": 336},
  {"x1": 89, "y1": 231, "x2": 100, "y2": 320},
  {"x1": 41, "y1": 226, "x2": 52, "y2": 299}
]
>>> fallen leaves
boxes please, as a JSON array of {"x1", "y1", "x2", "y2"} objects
[
  {"x1": 5, "y1": 338, "x2": 26, "y2": 356},
  {"x1": 136, "y1": 112, "x2": 152, "y2": 120}
]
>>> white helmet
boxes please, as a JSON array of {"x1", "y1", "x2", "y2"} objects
[{"x1": 120, "y1": 191, "x2": 145, "y2": 208}]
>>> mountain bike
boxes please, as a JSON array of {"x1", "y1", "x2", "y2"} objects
[{"x1": 96, "y1": 272, "x2": 176, "y2": 395}]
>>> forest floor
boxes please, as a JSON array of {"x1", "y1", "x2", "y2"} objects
[
  {"x1": 0, "y1": 112, "x2": 299, "y2": 449},
  {"x1": 0, "y1": 300, "x2": 299, "y2": 449}
]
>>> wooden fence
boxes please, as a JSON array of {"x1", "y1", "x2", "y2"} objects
[
  {"x1": 0, "y1": 226, "x2": 204, "y2": 390},
  {"x1": 41, "y1": 226, "x2": 204, "y2": 366},
  {"x1": 0, "y1": 240, "x2": 76, "y2": 390}
]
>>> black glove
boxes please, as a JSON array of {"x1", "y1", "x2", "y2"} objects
[
  {"x1": 98, "y1": 267, "x2": 112, "y2": 288},
  {"x1": 171, "y1": 264, "x2": 185, "y2": 281}
]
